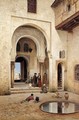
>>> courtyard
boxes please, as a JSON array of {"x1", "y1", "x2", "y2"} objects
[{"x1": 0, "y1": 91, "x2": 79, "y2": 120}]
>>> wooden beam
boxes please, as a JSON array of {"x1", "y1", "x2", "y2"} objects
[
  {"x1": 51, "y1": 0, "x2": 63, "y2": 8},
  {"x1": 56, "y1": 11, "x2": 79, "y2": 31}
]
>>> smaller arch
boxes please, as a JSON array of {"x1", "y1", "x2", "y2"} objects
[
  {"x1": 15, "y1": 35, "x2": 40, "y2": 57},
  {"x1": 12, "y1": 23, "x2": 49, "y2": 50},
  {"x1": 11, "y1": 35, "x2": 40, "y2": 61},
  {"x1": 21, "y1": 24, "x2": 49, "y2": 43}
]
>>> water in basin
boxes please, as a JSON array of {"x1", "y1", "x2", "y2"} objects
[{"x1": 40, "y1": 101, "x2": 79, "y2": 114}]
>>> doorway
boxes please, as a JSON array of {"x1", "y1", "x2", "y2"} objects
[
  {"x1": 15, "y1": 57, "x2": 28, "y2": 82},
  {"x1": 57, "y1": 63, "x2": 62, "y2": 89}
]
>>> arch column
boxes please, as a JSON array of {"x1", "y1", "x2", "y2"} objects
[
  {"x1": 38, "y1": 56, "x2": 45, "y2": 86},
  {"x1": 11, "y1": 61, "x2": 15, "y2": 88},
  {"x1": 48, "y1": 52, "x2": 53, "y2": 91},
  {"x1": 40, "y1": 62, "x2": 44, "y2": 85},
  {"x1": 21, "y1": 61, "x2": 24, "y2": 81}
]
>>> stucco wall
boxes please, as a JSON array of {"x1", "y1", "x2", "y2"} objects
[
  {"x1": 50, "y1": 0, "x2": 79, "y2": 93},
  {"x1": 50, "y1": 28, "x2": 67, "y2": 91},
  {"x1": 67, "y1": 26, "x2": 79, "y2": 93},
  {"x1": 1, "y1": 0, "x2": 79, "y2": 94},
  {"x1": 0, "y1": 1, "x2": 11, "y2": 94},
  {"x1": 51, "y1": 25, "x2": 79, "y2": 93},
  {"x1": 0, "y1": 0, "x2": 54, "y2": 94}
]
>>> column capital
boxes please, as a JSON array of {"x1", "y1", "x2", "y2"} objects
[
  {"x1": 47, "y1": 51, "x2": 52, "y2": 59},
  {"x1": 38, "y1": 56, "x2": 45, "y2": 63}
]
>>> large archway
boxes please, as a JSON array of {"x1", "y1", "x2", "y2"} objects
[
  {"x1": 11, "y1": 25, "x2": 47, "y2": 61},
  {"x1": 11, "y1": 25, "x2": 49, "y2": 88}
]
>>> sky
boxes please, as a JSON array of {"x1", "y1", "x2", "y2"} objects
[{"x1": 15, "y1": 63, "x2": 20, "y2": 74}]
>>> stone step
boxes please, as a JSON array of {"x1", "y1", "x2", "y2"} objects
[
  {"x1": 11, "y1": 90, "x2": 41, "y2": 94},
  {"x1": 11, "y1": 87, "x2": 41, "y2": 94}
]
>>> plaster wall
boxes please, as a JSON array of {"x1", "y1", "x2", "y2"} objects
[
  {"x1": 0, "y1": 0, "x2": 54, "y2": 94},
  {"x1": 67, "y1": 26, "x2": 79, "y2": 93},
  {"x1": 49, "y1": 27, "x2": 67, "y2": 91},
  {"x1": 51, "y1": 25, "x2": 79, "y2": 93}
]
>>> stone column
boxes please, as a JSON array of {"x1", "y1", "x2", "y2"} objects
[
  {"x1": 38, "y1": 56, "x2": 45, "y2": 86},
  {"x1": 21, "y1": 61, "x2": 24, "y2": 81},
  {"x1": 48, "y1": 51, "x2": 55, "y2": 91},
  {"x1": 11, "y1": 61, "x2": 15, "y2": 88},
  {"x1": 40, "y1": 62, "x2": 44, "y2": 85},
  {"x1": 49, "y1": 55, "x2": 53, "y2": 91}
]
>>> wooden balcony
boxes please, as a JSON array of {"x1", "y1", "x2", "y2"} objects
[{"x1": 55, "y1": 11, "x2": 79, "y2": 31}]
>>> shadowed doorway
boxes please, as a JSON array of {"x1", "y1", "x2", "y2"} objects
[
  {"x1": 57, "y1": 63, "x2": 62, "y2": 89},
  {"x1": 15, "y1": 57, "x2": 28, "y2": 82}
]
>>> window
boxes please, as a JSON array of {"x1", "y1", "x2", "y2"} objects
[
  {"x1": 59, "y1": 50, "x2": 65, "y2": 58},
  {"x1": 24, "y1": 43, "x2": 33, "y2": 53},
  {"x1": 16, "y1": 42, "x2": 20, "y2": 52},
  {"x1": 27, "y1": 0, "x2": 37, "y2": 13},
  {"x1": 67, "y1": 0, "x2": 71, "y2": 11},
  {"x1": 24, "y1": 43, "x2": 29, "y2": 52},
  {"x1": 67, "y1": 4, "x2": 71, "y2": 11},
  {"x1": 75, "y1": 65, "x2": 79, "y2": 81},
  {"x1": 59, "y1": 51, "x2": 62, "y2": 58}
]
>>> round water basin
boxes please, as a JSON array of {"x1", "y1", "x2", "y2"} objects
[{"x1": 40, "y1": 101, "x2": 79, "y2": 114}]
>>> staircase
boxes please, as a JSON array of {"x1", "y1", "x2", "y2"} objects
[
  {"x1": 11, "y1": 88, "x2": 41, "y2": 94},
  {"x1": 11, "y1": 82, "x2": 41, "y2": 94}
]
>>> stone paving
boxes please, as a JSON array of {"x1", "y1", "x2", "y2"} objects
[{"x1": 0, "y1": 91, "x2": 79, "y2": 120}]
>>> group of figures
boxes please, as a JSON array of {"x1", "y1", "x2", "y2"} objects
[
  {"x1": 29, "y1": 73, "x2": 41, "y2": 87},
  {"x1": 21, "y1": 93, "x2": 40, "y2": 103},
  {"x1": 29, "y1": 73, "x2": 47, "y2": 88}
]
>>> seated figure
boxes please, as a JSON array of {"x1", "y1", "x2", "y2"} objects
[
  {"x1": 21, "y1": 94, "x2": 34, "y2": 103},
  {"x1": 25, "y1": 93, "x2": 34, "y2": 101},
  {"x1": 41, "y1": 84, "x2": 48, "y2": 93},
  {"x1": 35, "y1": 96, "x2": 40, "y2": 102}
]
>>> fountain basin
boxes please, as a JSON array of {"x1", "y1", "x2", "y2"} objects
[{"x1": 40, "y1": 101, "x2": 79, "y2": 114}]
